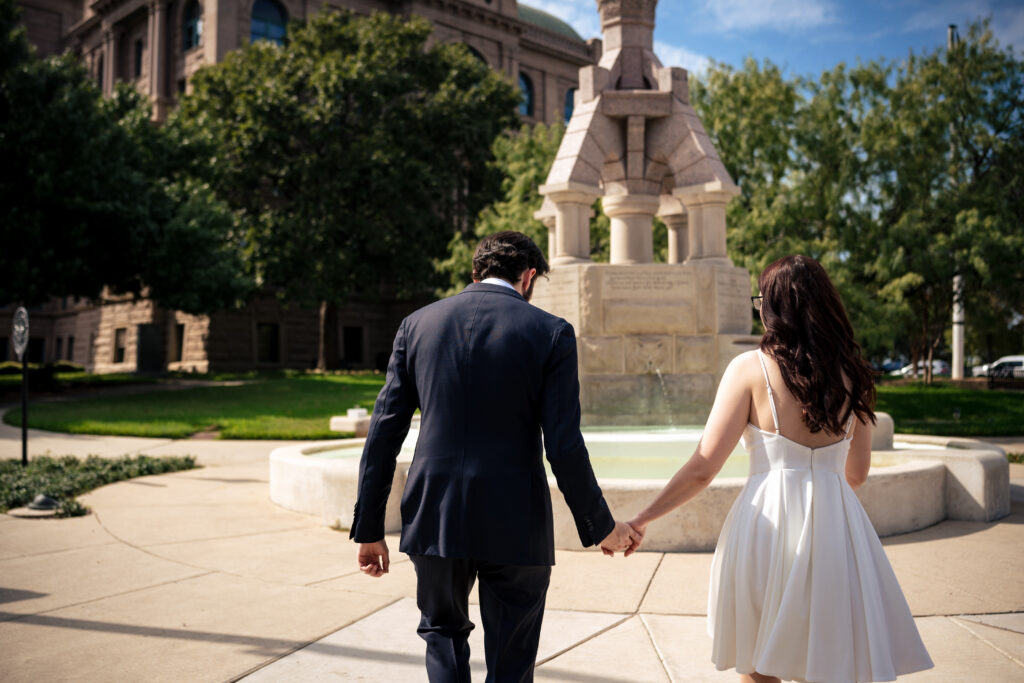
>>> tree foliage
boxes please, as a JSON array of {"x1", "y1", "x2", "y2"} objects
[
  {"x1": 175, "y1": 10, "x2": 519, "y2": 309},
  {"x1": 693, "y1": 22, "x2": 1024, "y2": 374},
  {"x1": 0, "y1": 0, "x2": 248, "y2": 311}
]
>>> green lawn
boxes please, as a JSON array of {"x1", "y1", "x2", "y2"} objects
[
  {"x1": 875, "y1": 382, "x2": 1023, "y2": 436},
  {"x1": 0, "y1": 371, "x2": 157, "y2": 390},
  {"x1": 2, "y1": 373, "x2": 1019, "y2": 440},
  {"x1": 2, "y1": 373, "x2": 386, "y2": 439}
]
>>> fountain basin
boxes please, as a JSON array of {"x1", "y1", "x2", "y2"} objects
[{"x1": 268, "y1": 419, "x2": 1010, "y2": 551}]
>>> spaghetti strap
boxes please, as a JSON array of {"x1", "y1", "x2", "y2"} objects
[
  {"x1": 756, "y1": 351, "x2": 781, "y2": 434},
  {"x1": 844, "y1": 413, "x2": 856, "y2": 439}
]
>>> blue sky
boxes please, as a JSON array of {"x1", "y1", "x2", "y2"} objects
[{"x1": 529, "y1": 0, "x2": 1024, "y2": 78}]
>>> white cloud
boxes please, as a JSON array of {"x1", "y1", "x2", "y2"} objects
[
  {"x1": 654, "y1": 41, "x2": 712, "y2": 76},
  {"x1": 700, "y1": 0, "x2": 838, "y2": 32}
]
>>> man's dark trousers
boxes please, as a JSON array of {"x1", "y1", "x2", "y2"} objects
[{"x1": 410, "y1": 555, "x2": 551, "y2": 683}]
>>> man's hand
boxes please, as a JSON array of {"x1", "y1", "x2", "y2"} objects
[
  {"x1": 357, "y1": 540, "x2": 390, "y2": 577},
  {"x1": 599, "y1": 521, "x2": 642, "y2": 557},
  {"x1": 623, "y1": 520, "x2": 646, "y2": 557}
]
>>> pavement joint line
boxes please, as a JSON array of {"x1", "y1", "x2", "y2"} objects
[
  {"x1": 0, "y1": 540, "x2": 121, "y2": 563},
  {"x1": 636, "y1": 551, "x2": 666, "y2": 612},
  {"x1": 136, "y1": 525, "x2": 323, "y2": 549},
  {"x1": 957, "y1": 611, "x2": 1024, "y2": 630},
  {"x1": 0, "y1": 570, "x2": 216, "y2": 625},
  {"x1": 639, "y1": 613, "x2": 674, "y2": 682},
  {"x1": 303, "y1": 557, "x2": 413, "y2": 586},
  {"x1": 223, "y1": 595, "x2": 407, "y2": 683},
  {"x1": 949, "y1": 615, "x2": 1024, "y2": 668},
  {"x1": 534, "y1": 613, "x2": 634, "y2": 668}
]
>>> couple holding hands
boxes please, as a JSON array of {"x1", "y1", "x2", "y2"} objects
[{"x1": 351, "y1": 232, "x2": 932, "y2": 683}]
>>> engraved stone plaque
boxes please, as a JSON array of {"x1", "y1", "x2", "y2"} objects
[
  {"x1": 603, "y1": 302, "x2": 695, "y2": 335},
  {"x1": 601, "y1": 267, "x2": 693, "y2": 301}
]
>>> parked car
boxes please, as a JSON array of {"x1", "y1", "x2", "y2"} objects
[
  {"x1": 891, "y1": 359, "x2": 951, "y2": 377},
  {"x1": 972, "y1": 355, "x2": 1024, "y2": 377},
  {"x1": 879, "y1": 358, "x2": 906, "y2": 373}
]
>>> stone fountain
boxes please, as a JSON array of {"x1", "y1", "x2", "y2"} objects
[
  {"x1": 530, "y1": 0, "x2": 756, "y2": 425},
  {"x1": 269, "y1": 0, "x2": 1010, "y2": 551}
]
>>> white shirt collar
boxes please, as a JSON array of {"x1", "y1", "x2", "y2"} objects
[{"x1": 481, "y1": 277, "x2": 516, "y2": 292}]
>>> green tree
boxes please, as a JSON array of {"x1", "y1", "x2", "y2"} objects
[
  {"x1": 174, "y1": 9, "x2": 520, "y2": 368},
  {"x1": 0, "y1": 0, "x2": 248, "y2": 312},
  {"x1": 692, "y1": 26, "x2": 1024, "y2": 373},
  {"x1": 853, "y1": 21, "x2": 1024, "y2": 378}
]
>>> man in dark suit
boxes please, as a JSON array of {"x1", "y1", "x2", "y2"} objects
[{"x1": 350, "y1": 231, "x2": 638, "y2": 682}]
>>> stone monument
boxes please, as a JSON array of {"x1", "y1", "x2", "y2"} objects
[{"x1": 531, "y1": 0, "x2": 757, "y2": 425}]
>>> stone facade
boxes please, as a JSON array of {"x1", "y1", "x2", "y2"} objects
[
  {"x1": 0, "y1": 295, "x2": 427, "y2": 372},
  {"x1": 16, "y1": 0, "x2": 601, "y2": 125},
  {"x1": 10, "y1": 0, "x2": 600, "y2": 372}
]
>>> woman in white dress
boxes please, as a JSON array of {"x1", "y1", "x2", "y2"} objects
[{"x1": 626, "y1": 255, "x2": 933, "y2": 683}]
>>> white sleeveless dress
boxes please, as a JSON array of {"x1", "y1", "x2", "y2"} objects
[{"x1": 707, "y1": 352, "x2": 933, "y2": 682}]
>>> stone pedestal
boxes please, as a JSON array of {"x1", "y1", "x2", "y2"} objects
[{"x1": 531, "y1": 261, "x2": 758, "y2": 425}]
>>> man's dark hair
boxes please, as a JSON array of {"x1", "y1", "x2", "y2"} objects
[{"x1": 472, "y1": 231, "x2": 550, "y2": 283}]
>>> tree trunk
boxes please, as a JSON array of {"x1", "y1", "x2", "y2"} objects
[{"x1": 316, "y1": 300, "x2": 339, "y2": 372}]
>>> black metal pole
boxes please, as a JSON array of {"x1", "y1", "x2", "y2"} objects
[{"x1": 21, "y1": 353, "x2": 28, "y2": 467}]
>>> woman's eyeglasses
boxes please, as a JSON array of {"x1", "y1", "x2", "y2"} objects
[{"x1": 751, "y1": 296, "x2": 763, "y2": 311}]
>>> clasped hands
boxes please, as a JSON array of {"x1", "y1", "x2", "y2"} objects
[
  {"x1": 598, "y1": 519, "x2": 646, "y2": 557},
  {"x1": 357, "y1": 519, "x2": 648, "y2": 577}
]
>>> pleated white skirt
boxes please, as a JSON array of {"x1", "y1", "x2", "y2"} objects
[{"x1": 707, "y1": 426, "x2": 933, "y2": 682}]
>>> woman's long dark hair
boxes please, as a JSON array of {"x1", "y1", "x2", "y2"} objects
[{"x1": 758, "y1": 255, "x2": 876, "y2": 435}]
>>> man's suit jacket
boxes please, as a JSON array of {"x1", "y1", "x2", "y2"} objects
[{"x1": 350, "y1": 282, "x2": 615, "y2": 566}]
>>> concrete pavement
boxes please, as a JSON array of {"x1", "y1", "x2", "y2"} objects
[{"x1": 1, "y1": 421, "x2": 1023, "y2": 682}]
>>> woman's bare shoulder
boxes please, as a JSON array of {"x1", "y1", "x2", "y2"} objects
[{"x1": 723, "y1": 349, "x2": 764, "y2": 383}]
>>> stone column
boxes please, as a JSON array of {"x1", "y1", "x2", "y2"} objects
[
  {"x1": 148, "y1": 0, "x2": 169, "y2": 119},
  {"x1": 658, "y1": 195, "x2": 688, "y2": 264},
  {"x1": 674, "y1": 181, "x2": 740, "y2": 265},
  {"x1": 540, "y1": 183, "x2": 599, "y2": 265},
  {"x1": 533, "y1": 197, "x2": 558, "y2": 262},
  {"x1": 603, "y1": 193, "x2": 660, "y2": 265},
  {"x1": 102, "y1": 29, "x2": 116, "y2": 96}
]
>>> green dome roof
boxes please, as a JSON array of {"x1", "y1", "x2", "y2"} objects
[{"x1": 518, "y1": 4, "x2": 584, "y2": 42}]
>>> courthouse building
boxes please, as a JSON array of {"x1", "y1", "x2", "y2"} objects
[{"x1": 5, "y1": 0, "x2": 600, "y2": 372}]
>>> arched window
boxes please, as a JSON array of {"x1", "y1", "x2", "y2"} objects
[
  {"x1": 182, "y1": 0, "x2": 202, "y2": 51},
  {"x1": 464, "y1": 44, "x2": 487, "y2": 65},
  {"x1": 134, "y1": 39, "x2": 144, "y2": 78},
  {"x1": 518, "y1": 72, "x2": 534, "y2": 118},
  {"x1": 251, "y1": 0, "x2": 287, "y2": 45},
  {"x1": 564, "y1": 87, "x2": 576, "y2": 123}
]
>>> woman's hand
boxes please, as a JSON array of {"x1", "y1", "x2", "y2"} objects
[{"x1": 624, "y1": 519, "x2": 647, "y2": 556}]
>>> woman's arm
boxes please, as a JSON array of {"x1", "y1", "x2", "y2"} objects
[
  {"x1": 845, "y1": 416, "x2": 872, "y2": 490},
  {"x1": 627, "y1": 353, "x2": 753, "y2": 538}
]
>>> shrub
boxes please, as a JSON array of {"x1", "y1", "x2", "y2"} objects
[
  {"x1": 0, "y1": 454, "x2": 198, "y2": 516},
  {"x1": 51, "y1": 360, "x2": 85, "y2": 373}
]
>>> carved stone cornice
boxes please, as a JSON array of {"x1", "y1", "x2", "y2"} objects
[
  {"x1": 416, "y1": 0, "x2": 524, "y2": 37},
  {"x1": 598, "y1": 0, "x2": 657, "y2": 27}
]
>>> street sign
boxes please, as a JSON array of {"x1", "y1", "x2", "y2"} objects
[{"x1": 12, "y1": 307, "x2": 28, "y2": 361}]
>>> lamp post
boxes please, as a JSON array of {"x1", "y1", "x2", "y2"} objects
[
  {"x1": 11, "y1": 307, "x2": 29, "y2": 466},
  {"x1": 948, "y1": 24, "x2": 965, "y2": 381}
]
